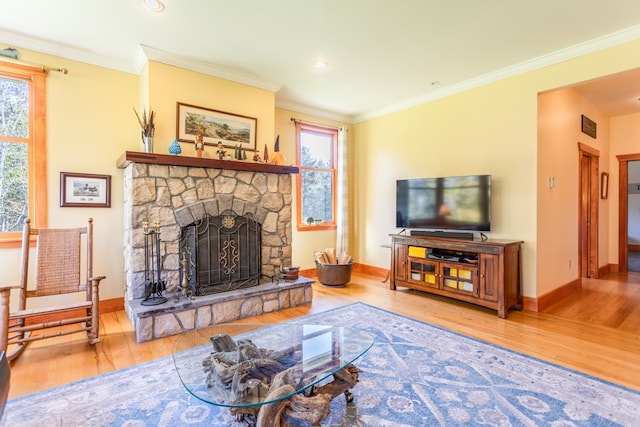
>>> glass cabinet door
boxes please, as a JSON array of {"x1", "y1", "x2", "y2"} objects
[
  {"x1": 441, "y1": 263, "x2": 478, "y2": 296},
  {"x1": 408, "y1": 259, "x2": 439, "y2": 288}
]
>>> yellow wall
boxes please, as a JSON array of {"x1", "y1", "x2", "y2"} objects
[
  {"x1": 537, "y1": 88, "x2": 610, "y2": 296},
  {"x1": 354, "y1": 38, "x2": 640, "y2": 298},
  {"x1": 355, "y1": 78, "x2": 537, "y2": 295},
  {"x1": 145, "y1": 61, "x2": 275, "y2": 157}
]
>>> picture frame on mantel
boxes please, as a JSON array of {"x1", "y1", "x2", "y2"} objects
[
  {"x1": 176, "y1": 102, "x2": 257, "y2": 151},
  {"x1": 60, "y1": 172, "x2": 111, "y2": 208}
]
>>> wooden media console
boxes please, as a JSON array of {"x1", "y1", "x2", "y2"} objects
[{"x1": 390, "y1": 234, "x2": 523, "y2": 318}]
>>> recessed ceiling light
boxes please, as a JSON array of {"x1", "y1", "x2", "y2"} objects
[
  {"x1": 312, "y1": 60, "x2": 328, "y2": 70},
  {"x1": 142, "y1": 0, "x2": 165, "y2": 12}
]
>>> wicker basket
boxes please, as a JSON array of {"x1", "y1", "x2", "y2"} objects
[{"x1": 315, "y1": 261, "x2": 353, "y2": 287}]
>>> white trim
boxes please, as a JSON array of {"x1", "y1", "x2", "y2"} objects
[
  {"x1": 138, "y1": 45, "x2": 282, "y2": 92},
  {"x1": 354, "y1": 24, "x2": 640, "y2": 123},
  {"x1": 2, "y1": 23, "x2": 640, "y2": 122},
  {"x1": 276, "y1": 98, "x2": 354, "y2": 123}
]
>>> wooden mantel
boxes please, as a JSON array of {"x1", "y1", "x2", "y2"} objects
[{"x1": 117, "y1": 151, "x2": 299, "y2": 174}]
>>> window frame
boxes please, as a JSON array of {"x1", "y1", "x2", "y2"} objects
[
  {"x1": 0, "y1": 62, "x2": 47, "y2": 247},
  {"x1": 295, "y1": 122, "x2": 338, "y2": 232}
]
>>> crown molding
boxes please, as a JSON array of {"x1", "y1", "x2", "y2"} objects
[
  {"x1": 354, "y1": 24, "x2": 640, "y2": 123},
  {"x1": 136, "y1": 45, "x2": 282, "y2": 93},
  {"x1": 3, "y1": 23, "x2": 640, "y2": 123},
  {"x1": 0, "y1": 28, "x2": 136, "y2": 74},
  {"x1": 276, "y1": 98, "x2": 354, "y2": 124}
]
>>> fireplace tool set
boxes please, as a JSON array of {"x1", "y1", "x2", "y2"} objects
[{"x1": 141, "y1": 220, "x2": 168, "y2": 306}]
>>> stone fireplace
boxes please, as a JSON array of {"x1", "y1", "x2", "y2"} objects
[{"x1": 118, "y1": 152, "x2": 313, "y2": 342}]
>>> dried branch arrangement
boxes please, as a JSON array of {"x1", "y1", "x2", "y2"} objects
[{"x1": 133, "y1": 107, "x2": 155, "y2": 140}]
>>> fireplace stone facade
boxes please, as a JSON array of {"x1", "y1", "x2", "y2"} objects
[{"x1": 119, "y1": 152, "x2": 312, "y2": 342}]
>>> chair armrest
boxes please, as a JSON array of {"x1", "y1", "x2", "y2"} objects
[
  {"x1": 0, "y1": 286, "x2": 19, "y2": 294},
  {"x1": 89, "y1": 276, "x2": 106, "y2": 285}
]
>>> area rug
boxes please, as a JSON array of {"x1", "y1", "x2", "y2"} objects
[{"x1": 3, "y1": 303, "x2": 640, "y2": 426}]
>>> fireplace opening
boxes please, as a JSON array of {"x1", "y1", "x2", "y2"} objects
[{"x1": 180, "y1": 212, "x2": 261, "y2": 296}]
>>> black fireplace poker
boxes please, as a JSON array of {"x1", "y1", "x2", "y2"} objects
[{"x1": 141, "y1": 220, "x2": 167, "y2": 306}]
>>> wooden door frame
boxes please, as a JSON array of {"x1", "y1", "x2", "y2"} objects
[
  {"x1": 616, "y1": 153, "x2": 640, "y2": 272},
  {"x1": 578, "y1": 143, "x2": 599, "y2": 278}
]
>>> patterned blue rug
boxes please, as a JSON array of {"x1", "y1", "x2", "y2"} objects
[{"x1": 3, "y1": 303, "x2": 640, "y2": 426}]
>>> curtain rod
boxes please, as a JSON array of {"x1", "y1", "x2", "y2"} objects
[
  {"x1": 0, "y1": 55, "x2": 68, "y2": 74},
  {"x1": 290, "y1": 117, "x2": 339, "y2": 130}
]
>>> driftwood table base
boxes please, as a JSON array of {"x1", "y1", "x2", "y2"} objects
[
  {"x1": 174, "y1": 326, "x2": 373, "y2": 427},
  {"x1": 231, "y1": 364, "x2": 362, "y2": 427}
]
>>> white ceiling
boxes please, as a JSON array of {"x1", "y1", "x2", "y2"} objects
[{"x1": 1, "y1": 0, "x2": 640, "y2": 122}]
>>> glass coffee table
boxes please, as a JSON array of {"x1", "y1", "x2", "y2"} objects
[{"x1": 173, "y1": 323, "x2": 374, "y2": 427}]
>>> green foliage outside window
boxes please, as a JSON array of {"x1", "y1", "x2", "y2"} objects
[
  {"x1": 0, "y1": 76, "x2": 30, "y2": 232},
  {"x1": 300, "y1": 131, "x2": 334, "y2": 223}
]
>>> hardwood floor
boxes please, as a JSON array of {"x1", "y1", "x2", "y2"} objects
[{"x1": 7, "y1": 271, "x2": 640, "y2": 400}]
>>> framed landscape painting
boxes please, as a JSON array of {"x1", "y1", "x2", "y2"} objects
[{"x1": 176, "y1": 102, "x2": 257, "y2": 151}]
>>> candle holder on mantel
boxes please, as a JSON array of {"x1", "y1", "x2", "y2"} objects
[{"x1": 141, "y1": 220, "x2": 167, "y2": 306}]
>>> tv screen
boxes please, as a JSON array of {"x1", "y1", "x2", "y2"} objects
[{"x1": 396, "y1": 175, "x2": 491, "y2": 231}]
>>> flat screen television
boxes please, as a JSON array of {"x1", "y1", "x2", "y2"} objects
[{"x1": 396, "y1": 174, "x2": 491, "y2": 232}]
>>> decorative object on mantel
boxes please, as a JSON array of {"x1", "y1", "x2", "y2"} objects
[
  {"x1": 194, "y1": 134, "x2": 204, "y2": 158},
  {"x1": 116, "y1": 151, "x2": 301, "y2": 175},
  {"x1": 216, "y1": 141, "x2": 226, "y2": 160},
  {"x1": 133, "y1": 107, "x2": 155, "y2": 153},
  {"x1": 234, "y1": 144, "x2": 247, "y2": 160},
  {"x1": 168, "y1": 139, "x2": 182, "y2": 156},
  {"x1": 253, "y1": 151, "x2": 262, "y2": 162},
  {"x1": 263, "y1": 144, "x2": 269, "y2": 162},
  {"x1": 269, "y1": 135, "x2": 286, "y2": 165}
]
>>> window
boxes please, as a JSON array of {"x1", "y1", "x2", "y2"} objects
[
  {"x1": 0, "y1": 62, "x2": 47, "y2": 246},
  {"x1": 295, "y1": 122, "x2": 337, "y2": 230}
]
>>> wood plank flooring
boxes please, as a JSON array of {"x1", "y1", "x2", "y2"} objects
[{"x1": 7, "y1": 271, "x2": 640, "y2": 400}]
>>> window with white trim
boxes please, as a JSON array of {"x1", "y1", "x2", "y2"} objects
[{"x1": 295, "y1": 122, "x2": 337, "y2": 230}]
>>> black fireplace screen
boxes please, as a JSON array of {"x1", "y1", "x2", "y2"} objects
[{"x1": 180, "y1": 213, "x2": 261, "y2": 295}]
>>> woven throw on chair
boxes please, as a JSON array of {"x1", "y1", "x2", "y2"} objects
[{"x1": 35, "y1": 228, "x2": 82, "y2": 296}]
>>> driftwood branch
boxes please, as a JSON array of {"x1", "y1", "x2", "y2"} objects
[{"x1": 202, "y1": 334, "x2": 363, "y2": 427}]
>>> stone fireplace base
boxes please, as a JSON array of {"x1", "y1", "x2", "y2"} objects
[{"x1": 128, "y1": 276, "x2": 314, "y2": 342}]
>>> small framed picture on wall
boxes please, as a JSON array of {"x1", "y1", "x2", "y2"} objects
[{"x1": 60, "y1": 172, "x2": 111, "y2": 208}]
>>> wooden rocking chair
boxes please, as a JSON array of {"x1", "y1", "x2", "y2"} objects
[{"x1": 0, "y1": 218, "x2": 105, "y2": 362}]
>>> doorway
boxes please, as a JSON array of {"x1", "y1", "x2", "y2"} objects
[
  {"x1": 617, "y1": 155, "x2": 640, "y2": 272},
  {"x1": 578, "y1": 143, "x2": 599, "y2": 278}
]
